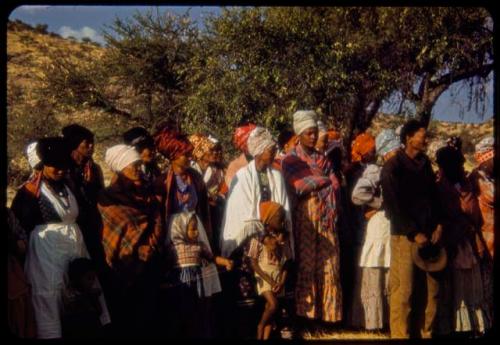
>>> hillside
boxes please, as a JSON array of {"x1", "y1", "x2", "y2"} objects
[{"x1": 6, "y1": 19, "x2": 494, "y2": 207}]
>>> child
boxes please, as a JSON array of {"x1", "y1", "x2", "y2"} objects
[
  {"x1": 248, "y1": 201, "x2": 292, "y2": 340},
  {"x1": 61, "y1": 258, "x2": 103, "y2": 339},
  {"x1": 166, "y1": 211, "x2": 233, "y2": 337}
]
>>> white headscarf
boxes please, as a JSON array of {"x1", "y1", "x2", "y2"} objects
[
  {"x1": 247, "y1": 126, "x2": 276, "y2": 157},
  {"x1": 167, "y1": 211, "x2": 222, "y2": 297},
  {"x1": 105, "y1": 144, "x2": 141, "y2": 173},
  {"x1": 317, "y1": 120, "x2": 328, "y2": 137},
  {"x1": 26, "y1": 141, "x2": 41, "y2": 170},
  {"x1": 293, "y1": 110, "x2": 318, "y2": 135}
]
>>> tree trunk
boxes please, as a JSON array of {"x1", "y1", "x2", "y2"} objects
[{"x1": 416, "y1": 83, "x2": 448, "y2": 128}]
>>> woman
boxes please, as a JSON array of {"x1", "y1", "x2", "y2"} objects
[
  {"x1": 468, "y1": 136, "x2": 494, "y2": 326},
  {"x1": 123, "y1": 126, "x2": 161, "y2": 192},
  {"x1": 435, "y1": 144, "x2": 491, "y2": 336},
  {"x1": 350, "y1": 129, "x2": 400, "y2": 331},
  {"x1": 221, "y1": 126, "x2": 293, "y2": 257},
  {"x1": 11, "y1": 137, "x2": 110, "y2": 339},
  {"x1": 281, "y1": 110, "x2": 342, "y2": 323},
  {"x1": 97, "y1": 144, "x2": 163, "y2": 338},
  {"x1": 154, "y1": 126, "x2": 212, "y2": 246},
  {"x1": 189, "y1": 133, "x2": 227, "y2": 251}
]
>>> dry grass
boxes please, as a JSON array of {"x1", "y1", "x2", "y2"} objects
[{"x1": 304, "y1": 329, "x2": 390, "y2": 340}]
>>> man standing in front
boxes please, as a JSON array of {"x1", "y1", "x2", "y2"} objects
[{"x1": 381, "y1": 120, "x2": 443, "y2": 339}]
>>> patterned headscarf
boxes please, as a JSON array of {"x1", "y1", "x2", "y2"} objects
[
  {"x1": 446, "y1": 136, "x2": 462, "y2": 151},
  {"x1": 475, "y1": 136, "x2": 494, "y2": 165},
  {"x1": 351, "y1": 132, "x2": 375, "y2": 162},
  {"x1": 375, "y1": 129, "x2": 401, "y2": 157},
  {"x1": 247, "y1": 127, "x2": 276, "y2": 157},
  {"x1": 233, "y1": 123, "x2": 257, "y2": 153},
  {"x1": 189, "y1": 133, "x2": 216, "y2": 161},
  {"x1": 154, "y1": 127, "x2": 193, "y2": 161}
]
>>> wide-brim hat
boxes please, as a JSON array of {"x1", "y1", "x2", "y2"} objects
[
  {"x1": 411, "y1": 242, "x2": 447, "y2": 272},
  {"x1": 37, "y1": 137, "x2": 72, "y2": 169}
]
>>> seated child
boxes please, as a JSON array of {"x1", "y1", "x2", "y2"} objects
[
  {"x1": 247, "y1": 201, "x2": 292, "y2": 340},
  {"x1": 62, "y1": 257, "x2": 103, "y2": 339}
]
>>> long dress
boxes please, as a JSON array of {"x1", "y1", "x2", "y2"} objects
[
  {"x1": 282, "y1": 144, "x2": 342, "y2": 322},
  {"x1": 435, "y1": 175, "x2": 491, "y2": 335},
  {"x1": 18, "y1": 181, "x2": 110, "y2": 338}
]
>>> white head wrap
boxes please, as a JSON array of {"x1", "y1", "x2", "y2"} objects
[
  {"x1": 208, "y1": 135, "x2": 219, "y2": 144},
  {"x1": 317, "y1": 120, "x2": 328, "y2": 137},
  {"x1": 247, "y1": 126, "x2": 276, "y2": 157},
  {"x1": 293, "y1": 110, "x2": 318, "y2": 135},
  {"x1": 105, "y1": 144, "x2": 141, "y2": 173},
  {"x1": 475, "y1": 136, "x2": 494, "y2": 154},
  {"x1": 26, "y1": 141, "x2": 41, "y2": 170}
]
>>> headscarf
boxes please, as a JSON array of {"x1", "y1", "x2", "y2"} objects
[
  {"x1": 154, "y1": 127, "x2": 193, "y2": 161},
  {"x1": 317, "y1": 120, "x2": 328, "y2": 138},
  {"x1": 62, "y1": 124, "x2": 94, "y2": 151},
  {"x1": 351, "y1": 132, "x2": 376, "y2": 162},
  {"x1": 26, "y1": 141, "x2": 41, "y2": 170},
  {"x1": 105, "y1": 144, "x2": 141, "y2": 173},
  {"x1": 375, "y1": 129, "x2": 401, "y2": 157},
  {"x1": 446, "y1": 136, "x2": 462, "y2": 151},
  {"x1": 189, "y1": 133, "x2": 216, "y2": 161},
  {"x1": 247, "y1": 127, "x2": 276, "y2": 157},
  {"x1": 233, "y1": 123, "x2": 257, "y2": 153},
  {"x1": 259, "y1": 201, "x2": 285, "y2": 231},
  {"x1": 475, "y1": 136, "x2": 494, "y2": 165},
  {"x1": 293, "y1": 110, "x2": 318, "y2": 135}
]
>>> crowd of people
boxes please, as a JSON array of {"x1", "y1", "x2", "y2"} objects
[{"x1": 7, "y1": 111, "x2": 495, "y2": 340}]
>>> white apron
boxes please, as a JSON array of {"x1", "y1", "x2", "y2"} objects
[{"x1": 24, "y1": 182, "x2": 111, "y2": 339}]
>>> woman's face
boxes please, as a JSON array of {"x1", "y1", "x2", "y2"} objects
[
  {"x1": 256, "y1": 145, "x2": 277, "y2": 168},
  {"x1": 120, "y1": 161, "x2": 143, "y2": 186},
  {"x1": 43, "y1": 165, "x2": 66, "y2": 181},
  {"x1": 299, "y1": 127, "x2": 319, "y2": 150},
  {"x1": 140, "y1": 146, "x2": 155, "y2": 164},
  {"x1": 172, "y1": 152, "x2": 192, "y2": 172},
  {"x1": 75, "y1": 139, "x2": 94, "y2": 159},
  {"x1": 186, "y1": 216, "x2": 199, "y2": 242}
]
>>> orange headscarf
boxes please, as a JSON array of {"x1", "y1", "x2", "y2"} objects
[
  {"x1": 259, "y1": 201, "x2": 285, "y2": 231},
  {"x1": 233, "y1": 123, "x2": 257, "y2": 153},
  {"x1": 351, "y1": 132, "x2": 375, "y2": 162}
]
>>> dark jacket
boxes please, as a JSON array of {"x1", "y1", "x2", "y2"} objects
[{"x1": 381, "y1": 149, "x2": 441, "y2": 240}]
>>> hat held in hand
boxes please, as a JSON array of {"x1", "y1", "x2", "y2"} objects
[{"x1": 411, "y1": 242, "x2": 447, "y2": 272}]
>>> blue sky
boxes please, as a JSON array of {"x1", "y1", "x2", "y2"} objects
[{"x1": 9, "y1": 5, "x2": 494, "y2": 124}]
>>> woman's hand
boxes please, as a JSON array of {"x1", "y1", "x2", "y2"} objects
[{"x1": 272, "y1": 282, "x2": 284, "y2": 294}]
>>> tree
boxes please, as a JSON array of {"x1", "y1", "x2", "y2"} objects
[
  {"x1": 101, "y1": 9, "x2": 200, "y2": 127},
  {"x1": 386, "y1": 7, "x2": 493, "y2": 127}
]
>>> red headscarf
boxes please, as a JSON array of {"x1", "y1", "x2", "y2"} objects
[
  {"x1": 351, "y1": 132, "x2": 375, "y2": 162},
  {"x1": 233, "y1": 123, "x2": 257, "y2": 153},
  {"x1": 154, "y1": 127, "x2": 193, "y2": 161}
]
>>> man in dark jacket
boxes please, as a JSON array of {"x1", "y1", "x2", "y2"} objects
[{"x1": 381, "y1": 120, "x2": 443, "y2": 339}]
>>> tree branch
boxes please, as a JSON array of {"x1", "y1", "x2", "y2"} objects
[{"x1": 430, "y1": 63, "x2": 493, "y2": 88}]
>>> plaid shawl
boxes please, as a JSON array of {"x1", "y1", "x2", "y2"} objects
[
  {"x1": 282, "y1": 144, "x2": 338, "y2": 232},
  {"x1": 98, "y1": 177, "x2": 164, "y2": 272}
]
